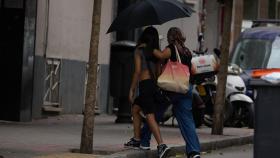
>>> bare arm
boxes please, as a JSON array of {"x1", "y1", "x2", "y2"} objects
[
  {"x1": 129, "y1": 49, "x2": 141, "y2": 103},
  {"x1": 153, "y1": 47, "x2": 171, "y2": 60}
]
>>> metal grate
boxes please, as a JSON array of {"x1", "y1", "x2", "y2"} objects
[{"x1": 43, "y1": 58, "x2": 62, "y2": 112}]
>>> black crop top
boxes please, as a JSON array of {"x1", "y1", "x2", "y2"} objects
[
  {"x1": 166, "y1": 44, "x2": 192, "y2": 71},
  {"x1": 135, "y1": 46, "x2": 157, "y2": 75}
]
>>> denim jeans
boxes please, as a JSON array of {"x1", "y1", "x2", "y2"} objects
[{"x1": 140, "y1": 85, "x2": 201, "y2": 154}]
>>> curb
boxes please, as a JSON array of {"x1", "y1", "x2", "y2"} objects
[
  {"x1": 103, "y1": 135, "x2": 253, "y2": 158},
  {"x1": 33, "y1": 153, "x2": 101, "y2": 158}
]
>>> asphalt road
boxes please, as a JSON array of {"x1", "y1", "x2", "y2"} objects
[{"x1": 201, "y1": 144, "x2": 253, "y2": 158}]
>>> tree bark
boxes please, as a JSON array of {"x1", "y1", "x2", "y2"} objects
[
  {"x1": 231, "y1": 0, "x2": 243, "y2": 51},
  {"x1": 212, "y1": 0, "x2": 233, "y2": 135},
  {"x1": 80, "y1": 0, "x2": 102, "y2": 154},
  {"x1": 258, "y1": 0, "x2": 269, "y2": 19}
]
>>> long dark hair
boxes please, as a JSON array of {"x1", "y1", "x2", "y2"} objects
[
  {"x1": 167, "y1": 27, "x2": 191, "y2": 56},
  {"x1": 137, "y1": 26, "x2": 160, "y2": 60}
]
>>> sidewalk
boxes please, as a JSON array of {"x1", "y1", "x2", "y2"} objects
[{"x1": 0, "y1": 114, "x2": 253, "y2": 158}]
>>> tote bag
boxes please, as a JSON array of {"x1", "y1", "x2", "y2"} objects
[{"x1": 157, "y1": 45, "x2": 190, "y2": 93}]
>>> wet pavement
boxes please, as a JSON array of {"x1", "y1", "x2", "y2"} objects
[{"x1": 0, "y1": 114, "x2": 254, "y2": 158}]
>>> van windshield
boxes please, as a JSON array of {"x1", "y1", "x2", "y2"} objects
[
  {"x1": 230, "y1": 39, "x2": 272, "y2": 69},
  {"x1": 267, "y1": 36, "x2": 280, "y2": 68}
]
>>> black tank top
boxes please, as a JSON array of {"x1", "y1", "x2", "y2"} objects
[
  {"x1": 166, "y1": 44, "x2": 192, "y2": 71},
  {"x1": 136, "y1": 46, "x2": 157, "y2": 76}
]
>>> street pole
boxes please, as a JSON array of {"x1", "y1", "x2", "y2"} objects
[{"x1": 114, "y1": 0, "x2": 136, "y2": 123}]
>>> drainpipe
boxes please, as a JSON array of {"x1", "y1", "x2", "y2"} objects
[{"x1": 43, "y1": 0, "x2": 50, "y2": 58}]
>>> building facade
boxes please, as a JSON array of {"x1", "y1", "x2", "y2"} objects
[
  {"x1": 0, "y1": 0, "x2": 219, "y2": 121},
  {"x1": 33, "y1": 0, "x2": 114, "y2": 119}
]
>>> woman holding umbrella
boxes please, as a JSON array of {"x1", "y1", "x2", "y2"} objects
[{"x1": 125, "y1": 26, "x2": 171, "y2": 158}]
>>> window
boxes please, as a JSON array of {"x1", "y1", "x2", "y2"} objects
[
  {"x1": 231, "y1": 39, "x2": 272, "y2": 69},
  {"x1": 267, "y1": 36, "x2": 280, "y2": 68}
]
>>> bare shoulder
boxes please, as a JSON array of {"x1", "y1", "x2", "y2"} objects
[
  {"x1": 135, "y1": 44, "x2": 146, "y2": 54},
  {"x1": 139, "y1": 43, "x2": 146, "y2": 47}
]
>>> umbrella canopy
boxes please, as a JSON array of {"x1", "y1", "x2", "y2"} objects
[{"x1": 107, "y1": 0, "x2": 194, "y2": 33}]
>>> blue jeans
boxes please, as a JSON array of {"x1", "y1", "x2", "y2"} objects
[{"x1": 141, "y1": 86, "x2": 201, "y2": 154}]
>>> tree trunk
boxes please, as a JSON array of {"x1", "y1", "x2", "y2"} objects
[
  {"x1": 258, "y1": 0, "x2": 269, "y2": 19},
  {"x1": 231, "y1": 0, "x2": 243, "y2": 51},
  {"x1": 212, "y1": 0, "x2": 233, "y2": 135},
  {"x1": 80, "y1": 0, "x2": 102, "y2": 154}
]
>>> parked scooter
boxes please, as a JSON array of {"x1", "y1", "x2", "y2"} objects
[
  {"x1": 202, "y1": 64, "x2": 254, "y2": 128},
  {"x1": 191, "y1": 47, "x2": 227, "y2": 128},
  {"x1": 194, "y1": 75, "x2": 220, "y2": 127},
  {"x1": 224, "y1": 64, "x2": 254, "y2": 128},
  {"x1": 192, "y1": 45, "x2": 254, "y2": 128}
]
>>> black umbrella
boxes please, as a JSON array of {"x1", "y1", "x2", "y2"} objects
[{"x1": 107, "y1": 0, "x2": 194, "y2": 33}]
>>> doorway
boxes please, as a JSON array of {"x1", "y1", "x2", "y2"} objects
[
  {"x1": 0, "y1": 0, "x2": 25, "y2": 121},
  {"x1": 0, "y1": 0, "x2": 36, "y2": 121}
]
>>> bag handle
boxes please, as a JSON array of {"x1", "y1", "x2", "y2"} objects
[{"x1": 174, "y1": 45, "x2": 182, "y2": 63}]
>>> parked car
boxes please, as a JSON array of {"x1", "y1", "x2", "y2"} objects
[{"x1": 230, "y1": 26, "x2": 280, "y2": 98}]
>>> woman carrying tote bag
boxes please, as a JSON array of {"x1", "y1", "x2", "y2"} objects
[{"x1": 153, "y1": 27, "x2": 201, "y2": 158}]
